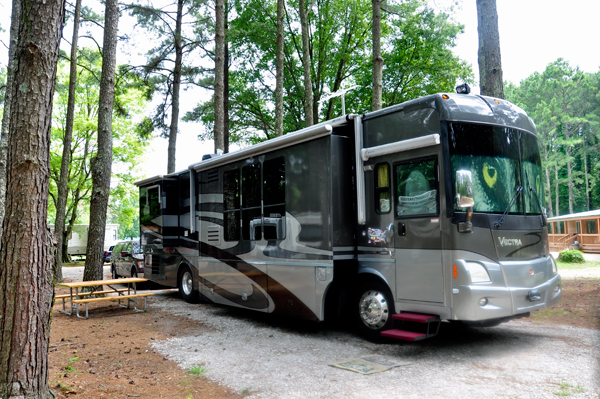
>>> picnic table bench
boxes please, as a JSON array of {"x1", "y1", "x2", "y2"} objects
[{"x1": 57, "y1": 277, "x2": 154, "y2": 319}]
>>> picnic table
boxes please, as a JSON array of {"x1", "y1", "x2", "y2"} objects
[{"x1": 57, "y1": 277, "x2": 154, "y2": 319}]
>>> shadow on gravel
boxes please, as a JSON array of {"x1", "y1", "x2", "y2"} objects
[{"x1": 151, "y1": 290, "x2": 554, "y2": 359}]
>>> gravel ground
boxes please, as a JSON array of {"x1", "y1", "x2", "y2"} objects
[
  {"x1": 151, "y1": 293, "x2": 599, "y2": 399},
  {"x1": 61, "y1": 266, "x2": 600, "y2": 398}
]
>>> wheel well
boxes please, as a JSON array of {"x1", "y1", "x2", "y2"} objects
[
  {"x1": 355, "y1": 273, "x2": 395, "y2": 313},
  {"x1": 177, "y1": 262, "x2": 194, "y2": 288}
]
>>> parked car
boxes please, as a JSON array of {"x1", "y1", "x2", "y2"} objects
[
  {"x1": 110, "y1": 239, "x2": 144, "y2": 279},
  {"x1": 104, "y1": 245, "x2": 114, "y2": 263}
]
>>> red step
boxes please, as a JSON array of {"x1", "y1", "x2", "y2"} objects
[
  {"x1": 381, "y1": 329, "x2": 427, "y2": 341},
  {"x1": 392, "y1": 312, "x2": 439, "y2": 323}
]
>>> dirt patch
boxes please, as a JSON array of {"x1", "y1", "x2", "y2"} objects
[
  {"x1": 49, "y1": 292, "x2": 242, "y2": 399},
  {"x1": 524, "y1": 279, "x2": 600, "y2": 329},
  {"x1": 49, "y1": 278, "x2": 599, "y2": 398}
]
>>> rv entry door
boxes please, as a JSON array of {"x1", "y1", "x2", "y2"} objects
[{"x1": 391, "y1": 155, "x2": 444, "y2": 303}]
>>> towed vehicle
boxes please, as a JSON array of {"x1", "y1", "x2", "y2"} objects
[{"x1": 110, "y1": 240, "x2": 144, "y2": 279}]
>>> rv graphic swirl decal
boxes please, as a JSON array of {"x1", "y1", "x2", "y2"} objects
[{"x1": 199, "y1": 241, "x2": 319, "y2": 321}]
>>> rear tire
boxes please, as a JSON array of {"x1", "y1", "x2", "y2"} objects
[
  {"x1": 178, "y1": 265, "x2": 199, "y2": 303},
  {"x1": 111, "y1": 265, "x2": 118, "y2": 279},
  {"x1": 355, "y1": 279, "x2": 395, "y2": 342}
]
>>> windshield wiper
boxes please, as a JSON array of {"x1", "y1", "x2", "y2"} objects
[{"x1": 494, "y1": 186, "x2": 523, "y2": 229}]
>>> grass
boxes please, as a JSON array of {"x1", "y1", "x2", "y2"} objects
[
  {"x1": 187, "y1": 365, "x2": 207, "y2": 378},
  {"x1": 65, "y1": 356, "x2": 78, "y2": 373},
  {"x1": 553, "y1": 380, "x2": 586, "y2": 396},
  {"x1": 556, "y1": 259, "x2": 600, "y2": 270}
]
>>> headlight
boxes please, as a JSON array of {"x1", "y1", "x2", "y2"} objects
[
  {"x1": 550, "y1": 255, "x2": 558, "y2": 274},
  {"x1": 465, "y1": 262, "x2": 491, "y2": 283}
]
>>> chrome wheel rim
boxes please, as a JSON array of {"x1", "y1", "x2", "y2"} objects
[
  {"x1": 182, "y1": 271, "x2": 193, "y2": 296},
  {"x1": 359, "y1": 290, "x2": 389, "y2": 330}
]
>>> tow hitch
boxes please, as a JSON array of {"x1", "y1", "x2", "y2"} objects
[{"x1": 527, "y1": 289, "x2": 541, "y2": 302}]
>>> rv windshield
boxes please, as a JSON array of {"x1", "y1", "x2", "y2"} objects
[{"x1": 448, "y1": 122, "x2": 544, "y2": 215}]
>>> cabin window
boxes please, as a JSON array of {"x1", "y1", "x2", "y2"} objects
[
  {"x1": 141, "y1": 185, "x2": 161, "y2": 228},
  {"x1": 263, "y1": 157, "x2": 286, "y2": 240},
  {"x1": 222, "y1": 158, "x2": 287, "y2": 242},
  {"x1": 242, "y1": 163, "x2": 263, "y2": 240},
  {"x1": 375, "y1": 163, "x2": 391, "y2": 214},
  {"x1": 394, "y1": 157, "x2": 438, "y2": 218},
  {"x1": 223, "y1": 169, "x2": 240, "y2": 241},
  {"x1": 576, "y1": 221, "x2": 581, "y2": 234},
  {"x1": 586, "y1": 220, "x2": 597, "y2": 234}
]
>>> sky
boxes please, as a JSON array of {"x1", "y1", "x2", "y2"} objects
[{"x1": 1, "y1": 0, "x2": 599, "y2": 179}]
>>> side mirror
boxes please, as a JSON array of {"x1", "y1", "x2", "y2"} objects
[
  {"x1": 455, "y1": 170, "x2": 474, "y2": 233},
  {"x1": 455, "y1": 170, "x2": 475, "y2": 208}
]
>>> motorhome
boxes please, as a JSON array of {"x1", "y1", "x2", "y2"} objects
[{"x1": 135, "y1": 88, "x2": 561, "y2": 341}]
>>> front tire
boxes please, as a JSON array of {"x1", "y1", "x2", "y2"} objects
[
  {"x1": 111, "y1": 265, "x2": 118, "y2": 279},
  {"x1": 355, "y1": 279, "x2": 395, "y2": 342},
  {"x1": 178, "y1": 265, "x2": 199, "y2": 303}
]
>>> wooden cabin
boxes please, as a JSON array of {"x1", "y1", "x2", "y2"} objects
[{"x1": 547, "y1": 210, "x2": 600, "y2": 253}]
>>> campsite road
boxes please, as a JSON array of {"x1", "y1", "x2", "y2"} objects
[{"x1": 151, "y1": 291, "x2": 599, "y2": 399}]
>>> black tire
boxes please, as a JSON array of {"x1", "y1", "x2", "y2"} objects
[
  {"x1": 111, "y1": 265, "x2": 118, "y2": 279},
  {"x1": 355, "y1": 279, "x2": 395, "y2": 342},
  {"x1": 131, "y1": 267, "x2": 138, "y2": 278},
  {"x1": 178, "y1": 265, "x2": 199, "y2": 303}
]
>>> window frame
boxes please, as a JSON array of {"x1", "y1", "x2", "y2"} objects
[{"x1": 393, "y1": 156, "x2": 439, "y2": 220}]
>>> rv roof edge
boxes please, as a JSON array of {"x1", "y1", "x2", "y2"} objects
[
  {"x1": 134, "y1": 175, "x2": 164, "y2": 187},
  {"x1": 189, "y1": 118, "x2": 346, "y2": 173}
]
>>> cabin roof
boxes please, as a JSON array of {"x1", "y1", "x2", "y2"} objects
[{"x1": 547, "y1": 209, "x2": 600, "y2": 221}]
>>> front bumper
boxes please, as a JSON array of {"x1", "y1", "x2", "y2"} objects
[{"x1": 451, "y1": 272, "x2": 562, "y2": 321}]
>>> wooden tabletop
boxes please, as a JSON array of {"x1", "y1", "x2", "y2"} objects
[{"x1": 58, "y1": 277, "x2": 147, "y2": 288}]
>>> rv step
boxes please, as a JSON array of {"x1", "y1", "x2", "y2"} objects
[
  {"x1": 392, "y1": 313, "x2": 440, "y2": 323},
  {"x1": 381, "y1": 329, "x2": 427, "y2": 341}
]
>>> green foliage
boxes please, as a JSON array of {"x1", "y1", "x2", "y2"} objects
[
  {"x1": 558, "y1": 250, "x2": 585, "y2": 263},
  {"x1": 49, "y1": 48, "x2": 150, "y2": 236},
  {"x1": 185, "y1": 0, "x2": 473, "y2": 146},
  {"x1": 126, "y1": 0, "x2": 210, "y2": 139},
  {"x1": 506, "y1": 59, "x2": 600, "y2": 216},
  {"x1": 187, "y1": 364, "x2": 207, "y2": 377}
]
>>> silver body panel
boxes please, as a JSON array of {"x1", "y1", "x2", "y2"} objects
[{"x1": 135, "y1": 92, "x2": 560, "y2": 326}]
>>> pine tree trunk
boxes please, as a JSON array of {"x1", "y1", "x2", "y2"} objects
[
  {"x1": 554, "y1": 163, "x2": 559, "y2": 217},
  {"x1": 0, "y1": 0, "x2": 65, "y2": 396},
  {"x1": 0, "y1": 0, "x2": 22, "y2": 242},
  {"x1": 167, "y1": 0, "x2": 184, "y2": 174},
  {"x1": 83, "y1": 0, "x2": 119, "y2": 283},
  {"x1": 583, "y1": 145, "x2": 589, "y2": 211},
  {"x1": 214, "y1": 0, "x2": 225, "y2": 153},
  {"x1": 371, "y1": 0, "x2": 383, "y2": 111},
  {"x1": 224, "y1": 2, "x2": 230, "y2": 152},
  {"x1": 545, "y1": 168, "x2": 554, "y2": 218},
  {"x1": 567, "y1": 158, "x2": 574, "y2": 215},
  {"x1": 54, "y1": 0, "x2": 82, "y2": 282},
  {"x1": 476, "y1": 0, "x2": 504, "y2": 98},
  {"x1": 299, "y1": 0, "x2": 314, "y2": 127},
  {"x1": 274, "y1": 0, "x2": 285, "y2": 137}
]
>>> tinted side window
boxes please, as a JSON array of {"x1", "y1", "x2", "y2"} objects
[
  {"x1": 263, "y1": 158, "x2": 285, "y2": 240},
  {"x1": 223, "y1": 169, "x2": 240, "y2": 241},
  {"x1": 242, "y1": 163, "x2": 262, "y2": 240},
  {"x1": 242, "y1": 163, "x2": 261, "y2": 208},
  {"x1": 375, "y1": 163, "x2": 390, "y2": 214},
  {"x1": 395, "y1": 158, "x2": 438, "y2": 218}
]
